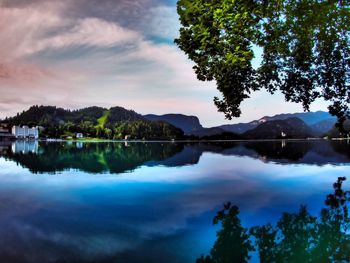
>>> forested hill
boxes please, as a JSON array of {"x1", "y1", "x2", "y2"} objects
[
  {"x1": 144, "y1": 114, "x2": 203, "y2": 134},
  {"x1": 6, "y1": 106, "x2": 144, "y2": 126},
  {"x1": 3, "y1": 105, "x2": 183, "y2": 140}
]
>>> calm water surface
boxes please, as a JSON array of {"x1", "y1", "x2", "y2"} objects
[{"x1": 0, "y1": 140, "x2": 350, "y2": 262}]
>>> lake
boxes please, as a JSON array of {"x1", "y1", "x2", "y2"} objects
[{"x1": 0, "y1": 140, "x2": 350, "y2": 262}]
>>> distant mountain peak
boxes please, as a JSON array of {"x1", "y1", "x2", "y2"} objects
[
  {"x1": 243, "y1": 117, "x2": 314, "y2": 139},
  {"x1": 3, "y1": 106, "x2": 340, "y2": 139},
  {"x1": 218, "y1": 111, "x2": 336, "y2": 135},
  {"x1": 143, "y1": 114, "x2": 203, "y2": 134}
]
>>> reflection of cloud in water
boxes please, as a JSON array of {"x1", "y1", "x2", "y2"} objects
[{"x1": 0, "y1": 141, "x2": 350, "y2": 262}]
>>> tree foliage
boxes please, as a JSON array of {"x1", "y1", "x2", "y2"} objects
[{"x1": 175, "y1": 0, "x2": 350, "y2": 124}]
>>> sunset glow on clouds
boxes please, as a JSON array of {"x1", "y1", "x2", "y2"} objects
[{"x1": 0, "y1": 0, "x2": 327, "y2": 126}]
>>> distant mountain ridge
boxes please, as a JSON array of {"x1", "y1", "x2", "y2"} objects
[
  {"x1": 145, "y1": 111, "x2": 337, "y2": 138},
  {"x1": 5, "y1": 105, "x2": 145, "y2": 126},
  {"x1": 243, "y1": 117, "x2": 314, "y2": 139},
  {"x1": 3, "y1": 105, "x2": 184, "y2": 140},
  {"x1": 143, "y1": 114, "x2": 228, "y2": 136},
  {"x1": 258, "y1": 111, "x2": 335, "y2": 125},
  {"x1": 2, "y1": 106, "x2": 343, "y2": 139},
  {"x1": 143, "y1": 114, "x2": 203, "y2": 134},
  {"x1": 218, "y1": 111, "x2": 336, "y2": 135}
]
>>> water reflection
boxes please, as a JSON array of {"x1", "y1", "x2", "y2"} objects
[
  {"x1": 11, "y1": 140, "x2": 39, "y2": 154},
  {"x1": 1, "y1": 140, "x2": 350, "y2": 174},
  {"x1": 199, "y1": 177, "x2": 350, "y2": 263},
  {"x1": 2, "y1": 141, "x2": 187, "y2": 174},
  {"x1": 0, "y1": 141, "x2": 350, "y2": 262}
]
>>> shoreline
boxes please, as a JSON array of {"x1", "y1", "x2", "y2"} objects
[{"x1": 8, "y1": 137, "x2": 348, "y2": 143}]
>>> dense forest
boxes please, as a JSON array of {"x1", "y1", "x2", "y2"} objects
[{"x1": 3, "y1": 105, "x2": 184, "y2": 140}]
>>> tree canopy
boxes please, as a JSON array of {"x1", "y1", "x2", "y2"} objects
[{"x1": 175, "y1": 0, "x2": 350, "y2": 124}]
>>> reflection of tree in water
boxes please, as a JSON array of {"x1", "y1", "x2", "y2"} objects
[
  {"x1": 197, "y1": 203, "x2": 253, "y2": 263},
  {"x1": 4, "y1": 141, "x2": 350, "y2": 174},
  {"x1": 198, "y1": 177, "x2": 350, "y2": 263},
  {"x1": 5, "y1": 142, "x2": 185, "y2": 174}
]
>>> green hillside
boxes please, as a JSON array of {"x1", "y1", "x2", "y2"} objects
[
  {"x1": 4, "y1": 105, "x2": 184, "y2": 140},
  {"x1": 96, "y1": 110, "x2": 110, "y2": 128}
]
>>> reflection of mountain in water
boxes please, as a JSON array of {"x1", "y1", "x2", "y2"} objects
[
  {"x1": 238, "y1": 140, "x2": 350, "y2": 165},
  {"x1": 3, "y1": 142, "x2": 186, "y2": 174},
  {"x1": 1, "y1": 140, "x2": 350, "y2": 174}
]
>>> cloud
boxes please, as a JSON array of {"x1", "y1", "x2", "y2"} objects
[
  {"x1": 28, "y1": 18, "x2": 142, "y2": 54},
  {"x1": 0, "y1": 7, "x2": 54, "y2": 60},
  {"x1": 0, "y1": 63, "x2": 52, "y2": 81},
  {"x1": 0, "y1": 0, "x2": 220, "y2": 121},
  {"x1": 0, "y1": 2, "x2": 142, "y2": 57},
  {"x1": 143, "y1": 5, "x2": 180, "y2": 40},
  {"x1": 0, "y1": 0, "x2": 325, "y2": 126},
  {"x1": 0, "y1": 0, "x2": 222, "y2": 125}
]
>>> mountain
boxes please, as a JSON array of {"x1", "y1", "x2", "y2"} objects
[
  {"x1": 3, "y1": 106, "x2": 344, "y2": 140},
  {"x1": 6, "y1": 105, "x2": 145, "y2": 127},
  {"x1": 143, "y1": 114, "x2": 203, "y2": 134},
  {"x1": 243, "y1": 117, "x2": 314, "y2": 139},
  {"x1": 143, "y1": 114, "x2": 237, "y2": 138},
  {"x1": 327, "y1": 120, "x2": 350, "y2": 138},
  {"x1": 106, "y1": 106, "x2": 144, "y2": 125},
  {"x1": 258, "y1": 111, "x2": 335, "y2": 125},
  {"x1": 190, "y1": 127, "x2": 226, "y2": 137},
  {"x1": 6, "y1": 105, "x2": 73, "y2": 126},
  {"x1": 311, "y1": 118, "x2": 337, "y2": 136},
  {"x1": 218, "y1": 122, "x2": 258, "y2": 134},
  {"x1": 219, "y1": 111, "x2": 336, "y2": 134},
  {"x1": 4, "y1": 105, "x2": 184, "y2": 140}
]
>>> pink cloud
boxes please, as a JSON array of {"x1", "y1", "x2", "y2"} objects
[
  {"x1": 0, "y1": 3, "x2": 64, "y2": 60},
  {"x1": 0, "y1": 63, "x2": 52, "y2": 82}
]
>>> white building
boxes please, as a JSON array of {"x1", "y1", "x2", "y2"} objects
[
  {"x1": 76, "y1": 133, "x2": 83, "y2": 139},
  {"x1": 12, "y1": 126, "x2": 39, "y2": 139}
]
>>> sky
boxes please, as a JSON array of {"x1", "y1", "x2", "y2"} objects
[{"x1": 0, "y1": 0, "x2": 328, "y2": 127}]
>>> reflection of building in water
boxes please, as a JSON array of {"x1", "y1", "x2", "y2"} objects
[
  {"x1": 281, "y1": 140, "x2": 286, "y2": 148},
  {"x1": 76, "y1": 142, "x2": 83, "y2": 149},
  {"x1": 12, "y1": 126, "x2": 39, "y2": 139},
  {"x1": 11, "y1": 141, "x2": 39, "y2": 154}
]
